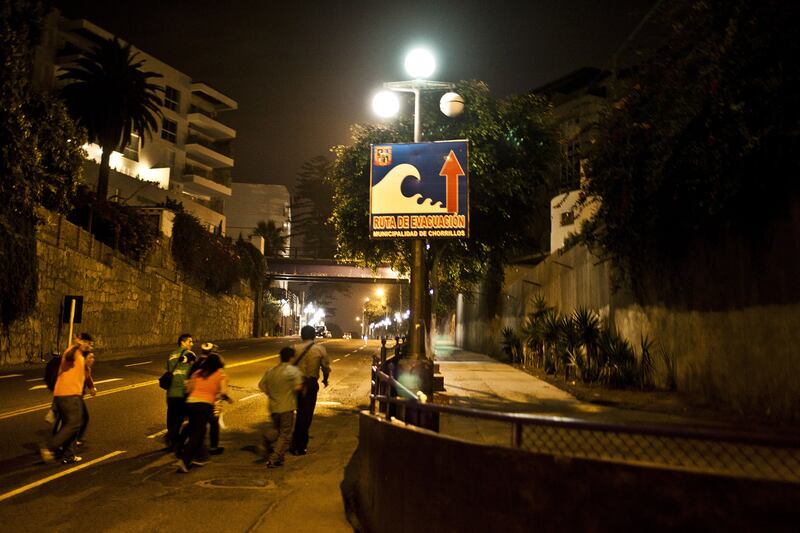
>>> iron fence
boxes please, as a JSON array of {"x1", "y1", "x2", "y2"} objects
[{"x1": 370, "y1": 362, "x2": 800, "y2": 483}]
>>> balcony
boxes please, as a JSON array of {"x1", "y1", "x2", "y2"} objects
[
  {"x1": 182, "y1": 165, "x2": 232, "y2": 198},
  {"x1": 185, "y1": 135, "x2": 233, "y2": 169},
  {"x1": 188, "y1": 107, "x2": 236, "y2": 140}
]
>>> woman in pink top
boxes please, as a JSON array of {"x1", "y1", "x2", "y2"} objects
[{"x1": 177, "y1": 352, "x2": 228, "y2": 472}]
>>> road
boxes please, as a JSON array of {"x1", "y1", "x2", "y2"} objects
[{"x1": 0, "y1": 337, "x2": 376, "y2": 532}]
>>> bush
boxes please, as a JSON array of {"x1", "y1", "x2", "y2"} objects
[
  {"x1": 67, "y1": 188, "x2": 158, "y2": 261},
  {"x1": 171, "y1": 212, "x2": 241, "y2": 294}
]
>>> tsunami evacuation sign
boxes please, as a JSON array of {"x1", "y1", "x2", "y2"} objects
[{"x1": 369, "y1": 140, "x2": 469, "y2": 239}]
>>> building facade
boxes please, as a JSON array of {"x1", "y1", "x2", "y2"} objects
[
  {"x1": 35, "y1": 10, "x2": 237, "y2": 234},
  {"x1": 227, "y1": 183, "x2": 292, "y2": 255}
]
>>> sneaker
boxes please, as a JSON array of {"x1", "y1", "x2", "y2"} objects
[
  {"x1": 39, "y1": 447, "x2": 55, "y2": 464},
  {"x1": 175, "y1": 460, "x2": 189, "y2": 473},
  {"x1": 191, "y1": 459, "x2": 208, "y2": 467},
  {"x1": 75, "y1": 440, "x2": 83, "y2": 447},
  {"x1": 62, "y1": 456, "x2": 82, "y2": 464}
]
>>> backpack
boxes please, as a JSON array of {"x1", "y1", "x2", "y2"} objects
[{"x1": 44, "y1": 353, "x2": 61, "y2": 391}]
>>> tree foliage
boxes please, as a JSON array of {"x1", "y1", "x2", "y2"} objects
[
  {"x1": 579, "y1": 0, "x2": 800, "y2": 297},
  {"x1": 171, "y1": 212, "x2": 241, "y2": 294},
  {"x1": 328, "y1": 80, "x2": 558, "y2": 316},
  {"x1": 251, "y1": 219, "x2": 288, "y2": 258},
  {"x1": 293, "y1": 155, "x2": 337, "y2": 259},
  {"x1": 0, "y1": 0, "x2": 85, "y2": 326},
  {"x1": 59, "y1": 37, "x2": 162, "y2": 201}
]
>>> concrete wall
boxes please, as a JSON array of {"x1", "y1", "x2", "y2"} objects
[
  {"x1": 356, "y1": 413, "x2": 799, "y2": 532},
  {"x1": 0, "y1": 210, "x2": 253, "y2": 364},
  {"x1": 455, "y1": 235, "x2": 800, "y2": 420}
]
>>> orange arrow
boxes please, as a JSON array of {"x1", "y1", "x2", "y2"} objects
[{"x1": 439, "y1": 150, "x2": 465, "y2": 213}]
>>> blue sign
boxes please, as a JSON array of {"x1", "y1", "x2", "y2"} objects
[{"x1": 370, "y1": 140, "x2": 469, "y2": 239}]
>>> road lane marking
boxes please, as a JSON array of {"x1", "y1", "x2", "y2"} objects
[
  {"x1": 26, "y1": 378, "x2": 43, "y2": 382},
  {"x1": 0, "y1": 374, "x2": 23, "y2": 379},
  {"x1": 1, "y1": 353, "x2": 280, "y2": 420},
  {"x1": 92, "y1": 378, "x2": 123, "y2": 385},
  {"x1": 317, "y1": 401, "x2": 342, "y2": 406},
  {"x1": 239, "y1": 393, "x2": 261, "y2": 402},
  {"x1": 0, "y1": 450, "x2": 126, "y2": 503},
  {"x1": 226, "y1": 354, "x2": 278, "y2": 368},
  {"x1": 147, "y1": 429, "x2": 168, "y2": 439},
  {"x1": 29, "y1": 385, "x2": 47, "y2": 391},
  {"x1": 333, "y1": 358, "x2": 341, "y2": 363},
  {"x1": 124, "y1": 361, "x2": 152, "y2": 367}
]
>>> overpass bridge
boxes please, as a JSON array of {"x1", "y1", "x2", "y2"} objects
[{"x1": 267, "y1": 257, "x2": 408, "y2": 284}]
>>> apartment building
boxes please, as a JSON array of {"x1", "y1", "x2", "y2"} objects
[
  {"x1": 534, "y1": 68, "x2": 610, "y2": 252},
  {"x1": 35, "y1": 10, "x2": 237, "y2": 234},
  {"x1": 227, "y1": 183, "x2": 292, "y2": 256}
]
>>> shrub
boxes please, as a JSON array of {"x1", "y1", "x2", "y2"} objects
[
  {"x1": 171, "y1": 211, "x2": 241, "y2": 294},
  {"x1": 67, "y1": 188, "x2": 158, "y2": 261},
  {"x1": 501, "y1": 327, "x2": 522, "y2": 364}
]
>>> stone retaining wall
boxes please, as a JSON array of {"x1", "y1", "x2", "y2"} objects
[{"x1": 0, "y1": 211, "x2": 253, "y2": 364}]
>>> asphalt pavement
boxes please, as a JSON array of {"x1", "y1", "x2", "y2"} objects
[{"x1": 0, "y1": 336, "x2": 375, "y2": 532}]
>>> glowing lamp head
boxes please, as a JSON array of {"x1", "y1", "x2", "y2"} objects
[
  {"x1": 405, "y1": 48, "x2": 435, "y2": 79},
  {"x1": 372, "y1": 91, "x2": 400, "y2": 118},
  {"x1": 440, "y1": 92, "x2": 465, "y2": 117}
]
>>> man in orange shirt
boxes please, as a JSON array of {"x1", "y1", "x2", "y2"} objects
[{"x1": 40, "y1": 332, "x2": 93, "y2": 464}]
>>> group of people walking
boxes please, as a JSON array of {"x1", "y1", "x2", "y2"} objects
[
  {"x1": 167, "y1": 324, "x2": 330, "y2": 473},
  {"x1": 162, "y1": 334, "x2": 231, "y2": 473},
  {"x1": 259, "y1": 325, "x2": 331, "y2": 467},
  {"x1": 39, "y1": 325, "x2": 332, "y2": 474}
]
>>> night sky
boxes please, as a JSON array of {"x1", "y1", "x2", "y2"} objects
[{"x1": 58, "y1": 0, "x2": 655, "y2": 192}]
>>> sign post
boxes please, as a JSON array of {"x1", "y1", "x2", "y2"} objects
[{"x1": 370, "y1": 140, "x2": 468, "y2": 408}]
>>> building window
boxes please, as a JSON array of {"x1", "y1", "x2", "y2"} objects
[
  {"x1": 164, "y1": 86, "x2": 180, "y2": 112},
  {"x1": 161, "y1": 118, "x2": 177, "y2": 143},
  {"x1": 122, "y1": 133, "x2": 140, "y2": 162},
  {"x1": 560, "y1": 210, "x2": 575, "y2": 227}
]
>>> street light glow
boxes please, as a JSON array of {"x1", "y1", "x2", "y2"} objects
[
  {"x1": 405, "y1": 48, "x2": 435, "y2": 79},
  {"x1": 372, "y1": 91, "x2": 399, "y2": 118}
]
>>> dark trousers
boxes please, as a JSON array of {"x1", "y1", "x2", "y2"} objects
[
  {"x1": 47, "y1": 395, "x2": 83, "y2": 460},
  {"x1": 209, "y1": 415, "x2": 220, "y2": 449},
  {"x1": 181, "y1": 402, "x2": 213, "y2": 467},
  {"x1": 166, "y1": 396, "x2": 186, "y2": 447},
  {"x1": 291, "y1": 379, "x2": 319, "y2": 452}
]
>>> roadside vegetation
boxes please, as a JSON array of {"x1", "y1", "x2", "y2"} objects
[{"x1": 502, "y1": 295, "x2": 677, "y2": 392}]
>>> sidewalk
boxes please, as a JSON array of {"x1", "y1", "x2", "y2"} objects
[{"x1": 432, "y1": 343, "x2": 727, "y2": 447}]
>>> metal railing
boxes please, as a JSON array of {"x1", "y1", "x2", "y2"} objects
[{"x1": 369, "y1": 364, "x2": 800, "y2": 483}]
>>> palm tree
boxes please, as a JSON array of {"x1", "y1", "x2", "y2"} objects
[
  {"x1": 251, "y1": 220, "x2": 288, "y2": 258},
  {"x1": 573, "y1": 307, "x2": 601, "y2": 381},
  {"x1": 59, "y1": 38, "x2": 163, "y2": 202}
]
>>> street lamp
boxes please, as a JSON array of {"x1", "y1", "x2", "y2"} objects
[{"x1": 372, "y1": 48, "x2": 463, "y2": 397}]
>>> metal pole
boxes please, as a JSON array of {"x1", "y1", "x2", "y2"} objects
[
  {"x1": 67, "y1": 299, "x2": 76, "y2": 350},
  {"x1": 407, "y1": 87, "x2": 425, "y2": 360}
]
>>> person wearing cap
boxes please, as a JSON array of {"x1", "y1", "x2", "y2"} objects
[
  {"x1": 289, "y1": 325, "x2": 331, "y2": 456},
  {"x1": 40, "y1": 332, "x2": 93, "y2": 464}
]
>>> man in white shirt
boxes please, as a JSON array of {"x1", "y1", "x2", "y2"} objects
[{"x1": 259, "y1": 346, "x2": 303, "y2": 467}]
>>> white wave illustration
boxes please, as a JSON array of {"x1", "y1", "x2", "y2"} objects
[{"x1": 372, "y1": 163, "x2": 447, "y2": 214}]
